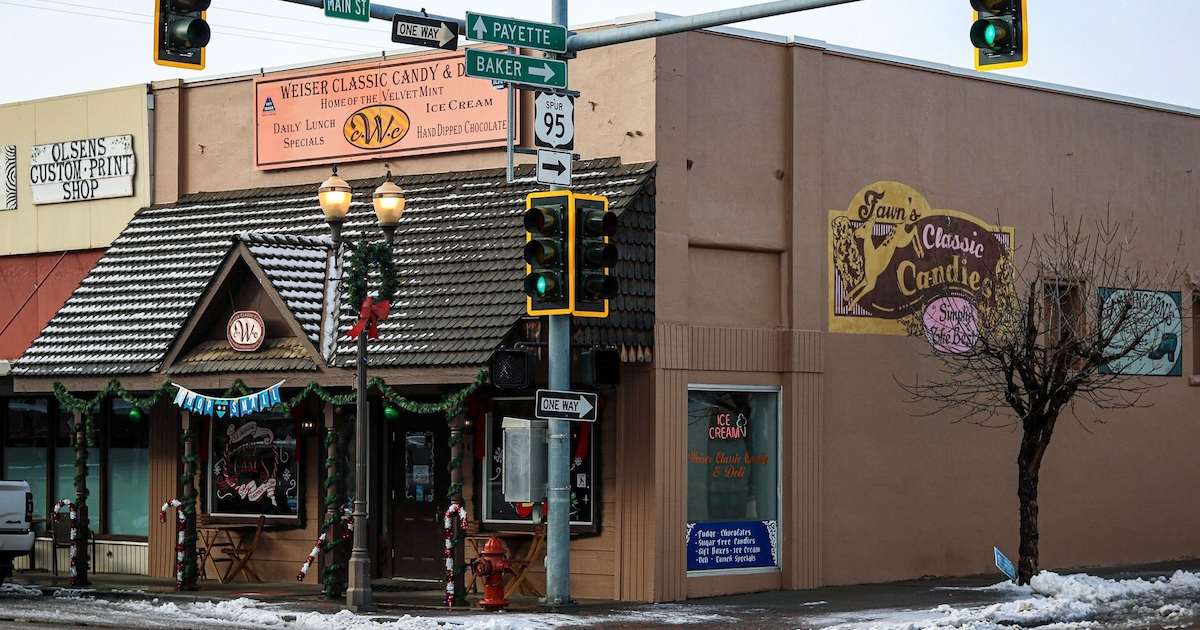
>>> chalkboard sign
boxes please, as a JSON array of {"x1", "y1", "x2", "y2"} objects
[{"x1": 208, "y1": 411, "x2": 300, "y2": 518}]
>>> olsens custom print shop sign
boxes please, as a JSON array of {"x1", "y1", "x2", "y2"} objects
[
  {"x1": 254, "y1": 49, "x2": 511, "y2": 169},
  {"x1": 828, "y1": 181, "x2": 1015, "y2": 347}
]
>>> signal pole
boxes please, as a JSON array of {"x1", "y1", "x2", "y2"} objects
[{"x1": 543, "y1": 0, "x2": 572, "y2": 607}]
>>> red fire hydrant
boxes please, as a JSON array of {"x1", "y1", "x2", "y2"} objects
[{"x1": 471, "y1": 536, "x2": 512, "y2": 611}]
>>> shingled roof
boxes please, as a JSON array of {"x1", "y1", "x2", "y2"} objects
[{"x1": 14, "y1": 158, "x2": 656, "y2": 379}]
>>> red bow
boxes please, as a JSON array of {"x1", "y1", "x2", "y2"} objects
[{"x1": 347, "y1": 297, "x2": 390, "y2": 339}]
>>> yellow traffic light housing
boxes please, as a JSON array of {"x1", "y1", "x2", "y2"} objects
[
  {"x1": 970, "y1": 0, "x2": 1026, "y2": 71},
  {"x1": 524, "y1": 191, "x2": 573, "y2": 316},
  {"x1": 572, "y1": 194, "x2": 617, "y2": 318},
  {"x1": 155, "y1": 0, "x2": 211, "y2": 70}
]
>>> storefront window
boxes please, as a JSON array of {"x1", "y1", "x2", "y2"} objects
[
  {"x1": 482, "y1": 398, "x2": 595, "y2": 528},
  {"x1": 54, "y1": 405, "x2": 99, "y2": 523},
  {"x1": 107, "y1": 400, "x2": 150, "y2": 535},
  {"x1": 3, "y1": 399, "x2": 50, "y2": 519},
  {"x1": 686, "y1": 385, "x2": 780, "y2": 572}
]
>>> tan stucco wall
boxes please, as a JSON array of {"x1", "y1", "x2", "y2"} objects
[
  {"x1": 0, "y1": 85, "x2": 151, "y2": 255},
  {"x1": 647, "y1": 26, "x2": 1200, "y2": 599}
]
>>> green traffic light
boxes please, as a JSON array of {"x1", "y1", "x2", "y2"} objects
[
  {"x1": 983, "y1": 23, "x2": 996, "y2": 47},
  {"x1": 536, "y1": 275, "x2": 548, "y2": 296}
]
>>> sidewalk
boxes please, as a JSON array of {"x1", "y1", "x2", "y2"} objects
[{"x1": 8, "y1": 559, "x2": 1200, "y2": 629}]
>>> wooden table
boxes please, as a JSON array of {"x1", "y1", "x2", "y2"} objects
[
  {"x1": 197, "y1": 517, "x2": 264, "y2": 583},
  {"x1": 466, "y1": 527, "x2": 546, "y2": 598}
]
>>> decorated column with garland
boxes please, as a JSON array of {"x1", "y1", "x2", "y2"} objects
[
  {"x1": 72, "y1": 411, "x2": 91, "y2": 586},
  {"x1": 180, "y1": 412, "x2": 200, "y2": 590},
  {"x1": 447, "y1": 409, "x2": 467, "y2": 603},
  {"x1": 321, "y1": 401, "x2": 348, "y2": 598}
]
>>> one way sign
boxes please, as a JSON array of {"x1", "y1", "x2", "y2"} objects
[
  {"x1": 535, "y1": 389, "x2": 598, "y2": 422},
  {"x1": 536, "y1": 148, "x2": 572, "y2": 186},
  {"x1": 391, "y1": 14, "x2": 459, "y2": 51}
]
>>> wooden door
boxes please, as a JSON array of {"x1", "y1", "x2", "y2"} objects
[{"x1": 385, "y1": 411, "x2": 448, "y2": 579}]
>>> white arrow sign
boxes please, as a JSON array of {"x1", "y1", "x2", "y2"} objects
[
  {"x1": 535, "y1": 389, "x2": 598, "y2": 422},
  {"x1": 536, "y1": 149, "x2": 572, "y2": 186}
]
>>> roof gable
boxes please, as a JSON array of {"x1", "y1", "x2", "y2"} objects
[{"x1": 159, "y1": 235, "x2": 330, "y2": 375}]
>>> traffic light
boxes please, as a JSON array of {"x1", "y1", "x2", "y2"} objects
[
  {"x1": 970, "y1": 0, "x2": 1026, "y2": 71},
  {"x1": 572, "y1": 194, "x2": 617, "y2": 318},
  {"x1": 155, "y1": 0, "x2": 211, "y2": 70},
  {"x1": 523, "y1": 192, "x2": 572, "y2": 316}
]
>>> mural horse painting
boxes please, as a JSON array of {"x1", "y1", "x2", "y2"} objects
[{"x1": 843, "y1": 210, "x2": 924, "y2": 312}]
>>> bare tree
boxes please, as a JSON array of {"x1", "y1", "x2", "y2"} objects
[{"x1": 901, "y1": 207, "x2": 1187, "y2": 584}]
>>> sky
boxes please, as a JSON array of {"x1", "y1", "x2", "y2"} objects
[
  {"x1": 5, "y1": 569, "x2": 1200, "y2": 629},
  {"x1": 0, "y1": 0, "x2": 1196, "y2": 111}
]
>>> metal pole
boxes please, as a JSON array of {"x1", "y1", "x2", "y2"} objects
[
  {"x1": 568, "y1": 0, "x2": 861, "y2": 51},
  {"x1": 346, "y1": 327, "x2": 374, "y2": 611},
  {"x1": 542, "y1": 0, "x2": 574, "y2": 610}
]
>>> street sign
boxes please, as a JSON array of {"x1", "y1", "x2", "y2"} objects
[
  {"x1": 391, "y1": 14, "x2": 459, "y2": 51},
  {"x1": 324, "y1": 0, "x2": 369, "y2": 22},
  {"x1": 536, "y1": 149, "x2": 572, "y2": 187},
  {"x1": 465, "y1": 12, "x2": 567, "y2": 53},
  {"x1": 465, "y1": 48, "x2": 567, "y2": 90},
  {"x1": 534, "y1": 93, "x2": 574, "y2": 150},
  {"x1": 535, "y1": 389, "x2": 598, "y2": 422}
]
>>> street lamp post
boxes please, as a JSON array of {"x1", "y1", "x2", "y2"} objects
[{"x1": 318, "y1": 167, "x2": 406, "y2": 612}]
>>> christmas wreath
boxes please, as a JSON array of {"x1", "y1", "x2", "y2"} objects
[{"x1": 344, "y1": 240, "x2": 397, "y2": 338}]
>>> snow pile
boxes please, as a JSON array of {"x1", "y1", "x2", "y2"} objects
[
  {"x1": 822, "y1": 570, "x2": 1200, "y2": 630},
  {"x1": 0, "y1": 582, "x2": 43, "y2": 597}
]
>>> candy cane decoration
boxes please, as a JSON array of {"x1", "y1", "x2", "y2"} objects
[
  {"x1": 297, "y1": 503, "x2": 353, "y2": 582},
  {"x1": 159, "y1": 499, "x2": 186, "y2": 591},
  {"x1": 52, "y1": 499, "x2": 78, "y2": 586},
  {"x1": 443, "y1": 502, "x2": 468, "y2": 608}
]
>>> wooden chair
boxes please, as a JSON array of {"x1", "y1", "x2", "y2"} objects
[
  {"x1": 503, "y1": 525, "x2": 545, "y2": 599},
  {"x1": 221, "y1": 516, "x2": 265, "y2": 583}
]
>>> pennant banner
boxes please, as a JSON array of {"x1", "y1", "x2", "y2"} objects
[{"x1": 170, "y1": 381, "x2": 285, "y2": 417}]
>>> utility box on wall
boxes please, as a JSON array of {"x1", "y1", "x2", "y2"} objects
[{"x1": 502, "y1": 417, "x2": 547, "y2": 503}]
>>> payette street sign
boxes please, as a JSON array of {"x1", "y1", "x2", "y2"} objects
[
  {"x1": 535, "y1": 389, "x2": 598, "y2": 422},
  {"x1": 391, "y1": 14, "x2": 459, "y2": 51},
  {"x1": 465, "y1": 48, "x2": 567, "y2": 90},
  {"x1": 465, "y1": 12, "x2": 567, "y2": 53}
]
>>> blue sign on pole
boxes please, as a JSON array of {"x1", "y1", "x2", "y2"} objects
[
  {"x1": 994, "y1": 546, "x2": 1017, "y2": 582},
  {"x1": 687, "y1": 520, "x2": 777, "y2": 571}
]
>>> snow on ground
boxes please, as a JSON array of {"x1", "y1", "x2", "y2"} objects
[
  {"x1": 812, "y1": 570, "x2": 1200, "y2": 630},
  {"x1": 3, "y1": 570, "x2": 1200, "y2": 629}
]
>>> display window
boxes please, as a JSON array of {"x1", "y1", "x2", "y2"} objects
[
  {"x1": 207, "y1": 411, "x2": 300, "y2": 519},
  {"x1": 685, "y1": 385, "x2": 781, "y2": 573},
  {"x1": 481, "y1": 397, "x2": 595, "y2": 529}
]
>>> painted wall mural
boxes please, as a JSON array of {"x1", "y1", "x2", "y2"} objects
[
  {"x1": 1099, "y1": 289, "x2": 1183, "y2": 377},
  {"x1": 829, "y1": 181, "x2": 1015, "y2": 337},
  {"x1": 2, "y1": 145, "x2": 15, "y2": 210}
]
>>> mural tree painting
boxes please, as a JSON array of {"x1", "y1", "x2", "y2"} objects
[{"x1": 899, "y1": 207, "x2": 1186, "y2": 585}]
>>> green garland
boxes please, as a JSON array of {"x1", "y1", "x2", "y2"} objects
[
  {"x1": 344, "y1": 240, "x2": 397, "y2": 309},
  {"x1": 320, "y1": 427, "x2": 347, "y2": 597},
  {"x1": 179, "y1": 428, "x2": 200, "y2": 583},
  {"x1": 51, "y1": 371, "x2": 485, "y2": 588}
]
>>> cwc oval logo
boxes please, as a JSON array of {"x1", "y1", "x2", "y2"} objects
[{"x1": 342, "y1": 105, "x2": 410, "y2": 150}]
